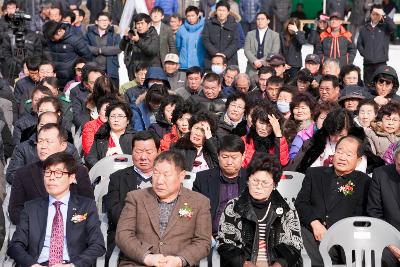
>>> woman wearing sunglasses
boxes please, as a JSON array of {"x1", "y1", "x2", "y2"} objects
[{"x1": 369, "y1": 65, "x2": 400, "y2": 106}]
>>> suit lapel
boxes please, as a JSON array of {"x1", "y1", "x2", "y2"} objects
[
  {"x1": 209, "y1": 169, "x2": 220, "y2": 214},
  {"x1": 37, "y1": 198, "x2": 49, "y2": 254},
  {"x1": 387, "y1": 168, "x2": 400, "y2": 209},
  {"x1": 66, "y1": 195, "x2": 79, "y2": 241},
  {"x1": 124, "y1": 168, "x2": 139, "y2": 191},
  {"x1": 142, "y1": 189, "x2": 161, "y2": 238},
  {"x1": 162, "y1": 188, "x2": 191, "y2": 237}
]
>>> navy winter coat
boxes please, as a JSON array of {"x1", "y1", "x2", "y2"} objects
[{"x1": 44, "y1": 24, "x2": 93, "y2": 87}]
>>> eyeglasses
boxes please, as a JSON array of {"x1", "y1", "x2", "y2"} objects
[
  {"x1": 44, "y1": 169, "x2": 70, "y2": 178},
  {"x1": 248, "y1": 178, "x2": 274, "y2": 188},
  {"x1": 109, "y1": 115, "x2": 127, "y2": 120},
  {"x1": 377, "y1": 79, "x2": 393, "y2": 86}
]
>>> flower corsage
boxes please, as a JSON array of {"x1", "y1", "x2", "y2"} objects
[
  {"x1": 179, "y1": 203, "x2": 193, "y2": 219},
  {"x1": 338, "y1": 180, "x2": 355, "y2": 196}
]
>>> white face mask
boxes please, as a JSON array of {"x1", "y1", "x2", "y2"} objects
[
  {"x1": 277, "y1": 101, "x2": 290, "y2": 113},
  {"x1": 211, "y1": 65, "x2": 224, "y2": 75},
  {"x1": 148, "y1": 82, "x2": 155, "y2": 88}
]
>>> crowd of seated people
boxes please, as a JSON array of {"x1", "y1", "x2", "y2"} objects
[{"x1": 1, "y1": 0, "x2": 400, "y2": 266}]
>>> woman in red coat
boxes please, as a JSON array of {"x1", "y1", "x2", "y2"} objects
[
  {"x1": 81, "y1": 96, "x2": 116, "y2": 156},
  {"x1": 242, "y1": 103, "x2": 289, "y2": 168}
]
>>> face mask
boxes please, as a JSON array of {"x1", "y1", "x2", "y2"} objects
[
  {"x1": 148, "y1": 82, "x2": 155, "y2": 88},
  {"x1": 211, "y1": 65, "x2": 224, "y2": 75},
  {"x1": 277, "y1": 101, "x2": 290, "y2": 113}
]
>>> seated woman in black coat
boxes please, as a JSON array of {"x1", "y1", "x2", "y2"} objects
[
  {"x1": 171, "y1": 111, "x2": 218, "y2": 173},
  {"x1": 148, "y1": 94, "x2": 184, "y2": 140},
  {"x1": 217, "y1": 152, "x2": 303, "y2": 267},
  {"x1": 85, "y1": 102, "x2": 135, "y2": 169}
]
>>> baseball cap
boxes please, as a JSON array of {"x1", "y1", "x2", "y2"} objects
[
  {"x1": 329, "y1": 12, "x2": 342, "y2": 20},
  {"x1": 164, "y1": 53, "x2": 179, "y2": 64},
  {"x1": 266, "y1": 53, "x2": 286, "y2": 66},
  {"x1": 305, "y1": 54, "x2": 321, "y2": 64}
]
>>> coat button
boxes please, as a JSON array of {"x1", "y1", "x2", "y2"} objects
[{"x1": 160, "y1": 242, "x2": 164, "y2": 246}]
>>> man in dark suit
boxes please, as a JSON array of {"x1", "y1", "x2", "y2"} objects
[
  {"x1": 9, "y1": 123, "x2": 94, "y2": 225},
  {"x1": 7, "y1": 152, "x2": 105, "y2": 266},
  {"x1": 193, "y1": 134, "x2": 247, "y2": 238},
  {"x1": 295, "y1": 136, "x2": 370, "y2": 267},
  {"x1": 368, "y1": 147, "x2": 400, "y2": 267},
  {"x1": 106, "y1": 131, "x2": 159, "y2": 257},
  {"x1": 116, "y1": 150, "x2": 211, "y2": 266}
]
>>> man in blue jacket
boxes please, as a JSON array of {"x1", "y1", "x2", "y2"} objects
[
  {"x1": 43, "y1": 20, "x2": 93, "y2": 88},
  {"x1": 176, "y1": 6, "x2": 206, "y2": 70}
]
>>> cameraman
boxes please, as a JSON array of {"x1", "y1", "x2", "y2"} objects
[
  {"x1": 0, "y1": 1, "x2": 18, "y2": 79},
  {"x1": 1, "y1": 1, "x2": 43, "y2": 84},
  {"x1": 120, "y1": 13, "x2": 160, "y2": 80}
]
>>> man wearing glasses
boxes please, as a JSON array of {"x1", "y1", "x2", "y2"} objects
[
  {"x1": 8, "y1": 152, "x2": 105, "y2": 267},
  {"x1": 8, "y1": 123, "x2": 93, "y2": 225}
]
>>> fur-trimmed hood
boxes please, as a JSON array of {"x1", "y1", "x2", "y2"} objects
[{"x1": 370, "y1": 121, "x2": 400, "y2": 137}]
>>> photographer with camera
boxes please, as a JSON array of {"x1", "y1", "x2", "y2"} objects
[
  {"x1": 42, "y1": 20, "x2": 93, "y2": 88},
  {"x1": 120, "y1": 13, "x2": 160, "y2": 81}
]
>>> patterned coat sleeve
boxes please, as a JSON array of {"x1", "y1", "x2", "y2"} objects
[
  {"x1": 274, "y1": 209, "x2": 303, "y2": 267},
  {"x1": 216, "y1": 198, "x2": 244, "y2": 267}
]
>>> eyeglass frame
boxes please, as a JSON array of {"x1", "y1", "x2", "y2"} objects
[{"x1": 44, "y1": 169, "x2": 71, "y2": 179}]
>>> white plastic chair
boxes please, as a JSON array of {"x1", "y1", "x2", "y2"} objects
[
  {"x1": 319, "y1": 216, "x2": 400, "y2": 267},
  {"x1": 89, "y1": 154, "x2": 132, "y2": 267},
  {"x1": 277, "y1": 171, "x2": 305, "y2": 210},
  {"x1": 0, "y1": 185, "x2": 15, "y2": 267},
  {"x1": 277, "y1": 171, "x2": 310, "y2": 267},
  {"x1": 182, "y1": 171, "x2": 196, "y2": 190},
  {"x1": 199, "y1": 247, "x2": 220, "y2": 267}
]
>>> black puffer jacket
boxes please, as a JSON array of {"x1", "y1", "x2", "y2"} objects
[
  {"x1": 171, "y1": 135, "x2": 219, "y2": 172},
  {"x1": 217, "y1": 188, "x2": 303, "y2": 267},
  {"x1": 147, "y1": 111, "x2": 172, "y2": 141},
  {"x1": 85, "y1": 123, "x2": 136, "y2": 169},
  {"x1": 202, "y1": 14, "x2": 240, "y2": 68},
  {"x1": 44, "y1": 24, "x2": 93, "y2": 87},
  {"x1": 6, "y1": 133, "x2": 80, "y2": 184},
  {"x1": 189, "y1": 91, "x2": 226, "y2": 117},
  {"x1": 12, "y1": 111, "x2": 37, "y2": 146}
]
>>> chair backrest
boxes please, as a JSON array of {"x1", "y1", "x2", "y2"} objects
[
  {"x1": 319, "y1": 216, "x2": 400, "y2": 267},
  {"x1": 182, "y1": 171, "x2": 196, "y2": 190},
  {"x1": 89, "y1": 154, "x2": 133, "y2": 184},
  {"x1": 89, "y1": 154, "x2": 133, "y2": 212},
  {"x1": 276, "y1": 171, "x2": 305, "y2": 209}
]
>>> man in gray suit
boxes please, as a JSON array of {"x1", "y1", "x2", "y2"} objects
[{"x1": 244, "y1": 11, "x2": 280, "y2": 78}]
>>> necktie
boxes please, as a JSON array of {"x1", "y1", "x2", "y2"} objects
[{"x1": 48, "y1": 201, "x2": 64, "y2": 266}]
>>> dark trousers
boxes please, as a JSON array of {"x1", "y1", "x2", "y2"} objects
[
  {"x1": 302, "y1": 226, "x2": 346, "y2": 267},
  {"x1": 364, "y1": 62, "x2": 386, "y2": 86},
  {"x1": 241, "y1": 21, "x2": 257, "y2": 35}
]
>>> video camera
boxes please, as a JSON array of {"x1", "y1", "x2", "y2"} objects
[{"x1": 5, "y1": 11, "x2": 31, "y2": 49}]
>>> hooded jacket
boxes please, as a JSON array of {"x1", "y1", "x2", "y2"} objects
[
  {"x1": 368, "y1": 65, "x2": 400, "y2": 101},
  {"x1": 365, "y1": 121, "x2": 400, "y2": 158},
  {"x1": 44, "y1": 24, "x2": 93, "y2": 87},
  {"x1": 202, "y1": 14, "x2": 240, "y2": 68},
  {"x1": 315, "y1": 25, "x2": 357, "y2": 67},
  {"x1": 176, "y1": 17, "x2": 206, "y2": 69}
]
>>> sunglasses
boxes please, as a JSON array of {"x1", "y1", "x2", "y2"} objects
[{"x1": 377, "y1": 78, "x2": 393, "y2": 85}]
